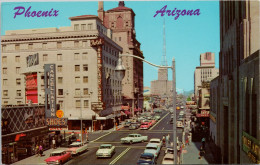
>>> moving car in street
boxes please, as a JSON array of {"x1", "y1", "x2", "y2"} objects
[
  {"x1": 96, "y1": 144, "x2": 115, "y2": 158},
  {"x1": 124, "y1": 120, "x2": 132, "y2": 127},
  {"x1": 149, "y1": 138, "x2": 162, "y2": 149},
  {"x1": 129, "y1": 123, "x2": 140, "y2": 130},
  {"x1": 66, "y1": 142, "x2": 88, "y2": 156},
  {"x1": 121, "y1": 134, "x2": 148, "y2": 144},
  {"x1": 140, "y1": 122, "x2": 151, "y2": 130},
  {"x1": 177, "y1": 119, "x2": 184, "y2": 128},
  {"x1": 137, "y1": 153, "x2": 156, "y2": 165},
  {"x1": 144, "y1": 143, "x2": 160, "y2": 158},
  {"x1": 164, "y1": 148, "x2": 174, "y2": 155},
  {"x1": 162, "y1": 153, "x2": 174, "y2": 164},
  {"x1": 45, "y1": 150, "x2": 71, "y2": 165}
]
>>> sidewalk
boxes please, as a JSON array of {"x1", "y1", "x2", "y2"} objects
[{"x1": 182, "y1": 141, "x2": 216, "y2": 164}]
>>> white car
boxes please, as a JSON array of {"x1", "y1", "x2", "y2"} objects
[
  {"x1": 96, "y1": 144, "x2": 115, "y2": 158},
  {"x1": 149, "y1": 138, "x2": 162, "y2": 149},
  {"x1": 144, "y1": 143, "x2": 160, "y2": 158},
  {"x1": 162, "y1": 153, "x2": 174, "y2": 164},
  {"x1": 121, "y1": 134, "x2": 148, "y2": 144},
  {"x1": 67, "y1": 142, "x2": 88, "y2": 156},
  {"x1": 164, "y1": 148, "x2": 174, "y2": 155},
  {"x1": 177, "y1": 120, "x2": 184, "y2": 128}
]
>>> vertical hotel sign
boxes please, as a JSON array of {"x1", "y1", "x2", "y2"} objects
[
  {"x1": 44, "y1": 64, "x2": 56, "y2": 117},
  {"x1": 91, "y1": 38, "x2": 105, "y2": 109}
]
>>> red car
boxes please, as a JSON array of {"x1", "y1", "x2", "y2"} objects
[
  {"x1": 45, "y1": 150, "x2": 71, "y2": 165},
  {"x1": 140, "y1": 122, "x2": 150, "y2": 130}
]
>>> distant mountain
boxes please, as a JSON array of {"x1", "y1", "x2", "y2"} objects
[{"x1": 183, "y1": 90, "x2": 194, "y2": 97}]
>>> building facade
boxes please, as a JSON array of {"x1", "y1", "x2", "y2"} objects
[
  {"x1": 97, "y1": 1, "x2": 144, "y2": 111},
  {"x1": 1, "y1": 15, "x2": 123, "y2": 131},
  {"x1": 194, "y1": 52, "x2": 219, "y2": 101},
  {"x1": 210, "y1": 1, "x2": 259, "y2": 164}
]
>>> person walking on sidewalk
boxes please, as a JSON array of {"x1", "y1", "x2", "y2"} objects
[
  {"x1": 162, "y1": 135, "x2": 166, "y2": 147},
  {"x1": 52, "y1": 138, "x2": 56, "y2": 149},
  {"x1": 166, "y1": 134, "x2": 170, "y2": 147},
  {"x1": 35, "y1": 144, "x2": 39, "y2": 156},
  {"x1": 201, "y1": 137, "x2": 206, "y2": 149},
  {"x1": 39, "y1": 144, "x2": 43, "y2": 157},
  {"x1": 199, "y1": 146, "x2": 205, "y2": 159}
]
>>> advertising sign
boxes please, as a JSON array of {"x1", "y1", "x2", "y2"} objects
[
  {"x1": 242, "y1": 131, "x2": 260, "y2": 164},
  {"x1": 196, "y1": 110, "x2": 209, "y2": 117},
  {"x1": 26, "y1": 53, "x2": 39, "y2": 67}
]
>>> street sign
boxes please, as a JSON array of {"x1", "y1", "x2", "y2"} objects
[{"x1": 91, "y1": 102, "x2": 103, "y2": 110}]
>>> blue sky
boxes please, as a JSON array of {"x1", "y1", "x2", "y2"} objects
[{"x1": 1, "y1": 1, "x2": 220, "y2": 92}]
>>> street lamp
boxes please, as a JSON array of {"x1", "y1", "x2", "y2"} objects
[{"x1": 115, "y1": 53, "x2": 177, "y2": 163}]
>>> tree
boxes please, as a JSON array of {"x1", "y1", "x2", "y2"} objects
[{"x1": 187, "y1": 97, "x2": 192, "y2": 101}]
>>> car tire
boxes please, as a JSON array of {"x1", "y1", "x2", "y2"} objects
[{"x1": 130, "y1": 141, "x2": 133, "y2": 144}]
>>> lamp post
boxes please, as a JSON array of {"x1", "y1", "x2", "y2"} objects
[{"x1": 115, "y1": 53, "x2": 177, "y2": 163}]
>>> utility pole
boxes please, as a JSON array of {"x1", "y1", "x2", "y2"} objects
[{"x1": 172, "y1": 58, "x2": 177, "y2": 164}]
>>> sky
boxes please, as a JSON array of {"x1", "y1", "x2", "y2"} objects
[{"x1": 1, "y1": 1, "x2": 220, "y2": 92}]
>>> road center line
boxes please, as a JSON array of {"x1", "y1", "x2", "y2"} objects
[
  {"x1": 109, "y1": 147, "x2": 130, "y2": 164},
  {"x1": 149, "y1": 112, "x2": 169, "y2": 130},
  {"x1": 90, "y1": 132, "x2": 112, "y2": 143}
]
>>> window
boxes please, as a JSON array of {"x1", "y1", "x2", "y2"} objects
[
  {"x1": 119, "y1": 37, "x2": 121, "y2": 41},
  {"x1": 83, "y1": 41, "x2": 87, "y2": 47},
  {"x1": 15, "y1": 56, "x2": 20, "y2": 62},
  {"x1": 82, "y1": 52, "x2": 88, "y2": 60},
  {"x1": 15, "y1": 44, "x2": 20, "y2": 50},
  {"x1": 2, "y1": 56, "x2": 7, "y2": 63},
  {"x1": 74, "y1": 53, "x2": 79, "y2": 60},
  {"x1": 16, "y1": 78, "x2": 21, "y2": 85},
  {"x1": 16, "y1": 67, "x2": 20, "y2": 74},
  {"x1": 2, "y1": 45, "x2": 6, "y2": 52},
  {"x1": 58, "y1": 89, "x2": 63, "y2": 95},
  {"x1": 58, "y1": 77, "x2": 63, "y2": 84},
  {"x1": 28, "y1": 43, "x2": 33, "y2": 50},
  {"x1": 43, "y1": 43, "x2": 47, "y2": 49},
  {"x1": 74, "y1": 41, "x2": 79, "y2": 48},
  {"x1": 75, "y1": 77, "x2": 80, "y2": 83},
  {"x1": 3, "y1": 68, "x2": 7, "y2": 74},
  {"x1": 126, "y1": 21, "x2": 129, "y2": 27},
  {"x1": 57, "y1": 42, "x2": 62, "y2": 49},
  {"x1": 83, "y1": 88, "x2": 88, "y2": 95},
  {"x1": 3, "y1": 90, "x2": 8, "y2": 97},
  {"x1": 75, "y1": 89, "x2": 80, "y2": 96},
  {"x1": 17, "y1": 101, "x2": 22, "y2": 105},
  {"x1": 75, "y1": 100, "x2": 81, "y2": 107},
  {"x1": 87, "y1": 23, "x2": 93, "y2": 30},
  {"x1": 81, "y1": 24, "x2": 86, "y2": 30},
  {"x1": 16, "y1": 90, "x2": 22, "y2": 97},
  {"x1": 83, "y1": 76, "x2": 88, "y2": 83},
  {"x1": 3, "y1": 101, "x2": 8, "y2": 105},
  {"x1": 57, "y1": 65, "x2": 62, "y2": 72},
  {"x1": 43, "y1": 54, "x2": 48, "y2": 61},
  {"x1": 111, "y1": 22, "x2": 114, "y2": 28},
  {"x1": 83, "y1": 64, "x2": 88, "y2": 71},
  {"x1": 58, "y1": 100, "x2": 63, "y2": 109},
  {"x1": 75, "y1": 65, "x2": 80, "y2": 71},
  {"x1": 3, "y1": 79, "x2": 7, "y2": 86},
  {"x1": 84, "y1": 100, "x2": 89, "y2": 108},
  {"x1": 74, "y1": 24, "x2": 79, "y2": 31},
  {"x1": 57, "y1": 54, "x2": 62, "y2": 61}
]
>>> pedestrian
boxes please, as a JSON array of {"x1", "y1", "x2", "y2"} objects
[
  {"x1": 162, "y1": 135, "x2": 166, "y2": 147},
  {"x1": 52, "y1": 138, "x2": 56, "y2": 149},
  {"x1": 201, "y1": 137, "x2": 206, "y2": 149},
  {"x1": 101, "y1": 124, "x2": 103, "y2": 132},
  {"x1": 35, "y1": 144, "x2": 39, "y2": 156},
  {"x1": 186, "y1": 137, "x2": 189, "y2": 145},
  {"x1": 188, "y1": 134, "x2": 191, "y2": 145},
  {"x1": 39, "y1": 144, "x2": 43, "y2": 157},
  {"x1": 199, "y1": 146, "x2": 205, "y2": 159}
]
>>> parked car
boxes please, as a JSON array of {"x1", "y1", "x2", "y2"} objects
[
  {"x1": 154, "y1": 115, "x2": 161, "y2": 121},
  {"x1": 162, "y1": 153, "x2": 174, "y2": 164},
  {"x1": 164, "y1": 148, "x2": 174, "y2": 155},
  {"x1": 124, "y1": 120, "x2": 132, "y2": 127},
  {"x1": 129, "y1": 123, "x2": 139, "y2": 130},
  {"x1": 66, "y1": 142, "x2": 88, "y2": 156},
  {"x1": 154, "y1": 109, "x2": 162, "y2": 113},
  {"x1": 121, "y1": 134, "x2": 148, "y2": 144},
  {"x1": 96, "y1": 144, "x2": 115, "y2": 158},
  {"x1": 140, "y1": 122, "x2": 150, "y2": 130},
  {"x1": 137, "y1": 153, "x2": 157, "y2": 165},
  {"x1": 149, "y1": 138, "x2": 162, "y2": 149},
  {"x1": 144, "y1": 143, "x2": 160, "y2": 158},
  {"x1": 45, "y1": 150, "x2": 71, "y2": 165},
  {"x1": 177, "y1": 119, "x2": 184, "y2": 128}
]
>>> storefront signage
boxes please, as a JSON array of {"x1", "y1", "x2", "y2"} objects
[
  {"x1": 242, "y1": 131, "x2": 260, "y2": 164},
  {"x1": 45, "y1": 118, "x2": 67, "y2": 127},
  {"x1": 196, "y1": 110, "x2": 209, "y2": 117},
  {"x1": 49, "y1": 127, "x2": 68, "y2": 131},
  {"x1": 26, "y1": 53, "x2": 39, "y2": 67},
  {"x1": 56, "y1": 110, "x2": 64, "y2": 118},
  {"x1": 44, "y1": 64, "x2": 57, "y2": 118},
  {"x1": 91, "y1": 102, "x2": 103, "y2": 110},
  {"x1": 90, "y1": 38, "x2": 104, "y2": 47}
]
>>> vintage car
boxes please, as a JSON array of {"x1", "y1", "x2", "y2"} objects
[
  {"x1": 96, "y1": 144, "x2": 115, "y2": 158},
  {"x1": 150, "y1": 119, "x2": 157, "y2": 125},
  {"x1": 66, "y1": 142, "x2": 88, "y2": 156},
  {"x1": 140, "y1": 122, "x2": 150, "y2": 130},
  {"x1": 153, "y1": 109, "x2": 162, "y2": 113},
  {"x1": 177, "y1": 119, "x2": 184, "y2": 128},
  {"x1": 144, "y1": 143, "x2": 160, "y2": 158},
  {"x1": 45, "y1": 150, "x2": 71, "y2": 165},
  {"x1": 149, "y1": 138, "x2": 162, "y2": 149},
  {"x1": 154, "y1": 115, "x2": 161, "y2": 121},
  {"x1": 121, "y1": 134, "x2": 148, "y2": 144},
  {"x1": 137, "y1": 153, "x2": 156, "y2": 165},
  {"x1": 124, "y1": 120, "x2": 132, "y2": 127},
  {"x1": 162, "y1": 153, "x2": 174, "y2": 164},
  {"x1": 129, "y1": 123, "x2": 140, "y2": 130},
  {"x1": 164, "y1": 147, "x2": 174, "y2": 155}
]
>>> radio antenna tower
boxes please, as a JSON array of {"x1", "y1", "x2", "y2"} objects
[{"x1": 161, "y1": 17, "x2": 167, "y2": 66}]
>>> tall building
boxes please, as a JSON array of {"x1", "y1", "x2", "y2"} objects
[
  {"x1": 210, "y1": 1, "x2": 259, "y2": 164},
  {"x1": 1, "y1": 14, "x2": 123, "y2": 131},
  {"x1": 97, "y1": 1, "x2": 144, "y2": 111},
  {"x1": 194, "y1": 52, "x2": 219, "y2": 101},
  {"x1": 151, "y1": 68, "x2": 172, "y2": 97}
]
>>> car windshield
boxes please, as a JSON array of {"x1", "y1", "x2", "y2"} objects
[
  {"x1": 139, "y1": 157, "x2": 152, "y2": 161},
  {"x1": 167, "y1": 149, "x2": 174, "y2": 154},
  {"x1": 146, "y1": 147, "x2": 156, "y2": 150},
  {"x1": 100, "y1": 145, "x2": 111, "y2": 149},
  {"x1": 50, "y1": 153, "x2": 62, "y2": 156},
  {"x1": 164, "y1": 158, "x2": 173, "y2": 161},
  {"x1": 128, "y1": 135, "x2": 135, "y2": 137},
  {"x1": 69, "y1": 144, "x2": 80, "y2": 148},
  {"x1": 142, "y1": 123, "x2": 148, "y2": 125},
  {"x1": 150, "y1": 141, "x2": 159, "y2": 143}
]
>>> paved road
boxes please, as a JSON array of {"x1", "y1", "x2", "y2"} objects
[{"x1": 65, "y1": 109, "x2": 184, "y2": 165}]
